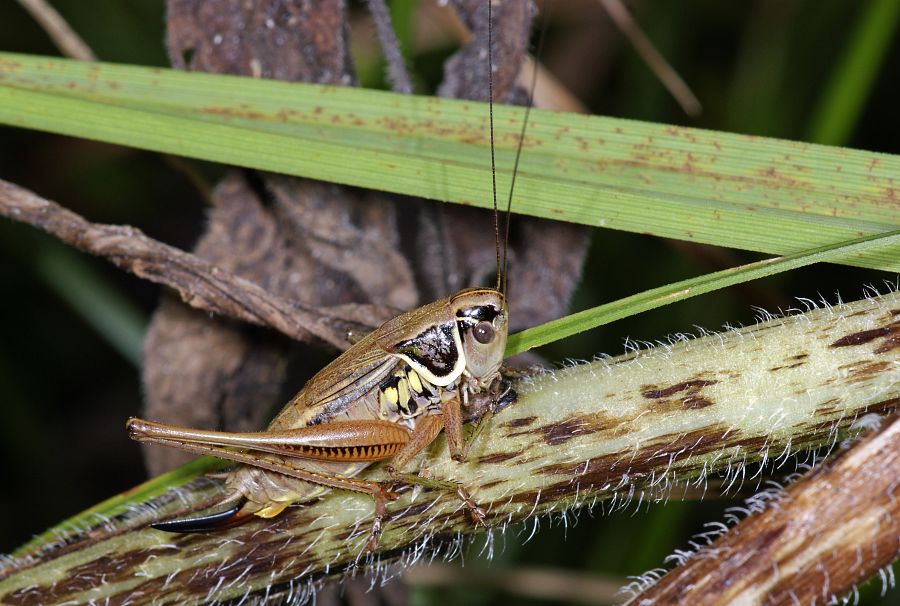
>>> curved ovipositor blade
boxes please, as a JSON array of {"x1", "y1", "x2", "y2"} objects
[{"x1": 151, "y1": 498, "x2": 249, "y2": 533}]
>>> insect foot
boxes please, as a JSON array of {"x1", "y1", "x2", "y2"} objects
[
  {"x1": 493, "y1": 380, "x2": 519, "y2": 414},
  {"x1": 463, "y1": 379, "x2": 518, "y2": 423},
  {"x1": 386, "y1": 468, "x2": 486, "y2": 528},
  {"x1": 125, "y1": 416, "x2": 155, "y2": 441},
  {"x1": 457, "y1": 486, "x2": 487, "y2": 525},
  {"x1": 367, "y1": 484, "x2": 399, "y2": 552}
]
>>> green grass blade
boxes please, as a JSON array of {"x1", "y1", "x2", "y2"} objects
[
  {"x1": 1, "y1": 53, "x2": 899, "y2": 272},
  {"x1": 807, "y1": 0, "x2": 900, "y2": 145},
  {"x1": 507, "y1": 229, "x2": 900, "y2": 356},
  {"x1": 35, "y1": 244, "x2": 147, "y2": 366}
]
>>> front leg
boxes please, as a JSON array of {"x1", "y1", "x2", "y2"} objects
[
  {"x1": 442, "y1": 396, "x2": 466, "y2": 462},
  {"x1": 444, "y1": 385, "x2": 518, "y2": 462},
  {"x1": 459, "y1": 380, "x2": 518, "y2": 460}
]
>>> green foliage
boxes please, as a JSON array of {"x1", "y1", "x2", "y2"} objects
[
  {"x1": 1, "y1": 2, "x2": 898, "y2": 604},
  {"x1": 1, "y1": 53, "x2": 899, "y2": 274}
]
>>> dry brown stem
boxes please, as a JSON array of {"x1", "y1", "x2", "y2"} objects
[
  {"x1": 366, "y1": 0, "x2": 414, "y2": 94},
  {"x1": 15, "y1": 0, "x2": 95, "y2": 61},
  {"x1": 597, "y1": 0, "x2": 701, "y2": 116},
  {"x1": 0, "y1": 179, "x2": 397, "y2": 350}
]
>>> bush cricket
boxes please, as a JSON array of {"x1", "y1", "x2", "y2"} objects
[{"x1": 126, "y1": 0, "x2": 540, "y2": 548}]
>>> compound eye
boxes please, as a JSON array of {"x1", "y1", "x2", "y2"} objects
[{"x1": 473, "y1": 321, "x2": 495, "y2": 344}]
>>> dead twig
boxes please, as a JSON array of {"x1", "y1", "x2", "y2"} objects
[
  {"x1": 0, "y1": 179, "x2": 397, "y2": 350},
  {"x1": 14, "y1": 0, "x2": 95, "y2": 61},
  {"x1": 366, "y1": 0, "x2": 414, "y2": 94},
  {"x1": 598, "y1": 0, "x2": 702, "y2": 117}
]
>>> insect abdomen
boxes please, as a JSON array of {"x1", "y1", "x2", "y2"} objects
[{"x1": 378, "y1": 366, "x2": 444, "y2": 420}]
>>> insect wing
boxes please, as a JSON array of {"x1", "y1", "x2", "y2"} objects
[
  {"x1": 276, "y1": 329, "x2": 398, "y2": 426},
  {"x1": 283, "y1": 295, "x2": 459, "y2": 425}
]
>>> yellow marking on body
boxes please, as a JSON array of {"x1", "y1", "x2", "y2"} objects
[
  {"x1": 408, "y1": 369, "x2": 423, "y2": 393},
  {"x1": 385, "y1": 386, "x2": 399, "y2": 405},
  {"x1": 256, "y1": 502, "x2": 290, "y2": 518},
  {"x1": 378, "y1": 391, "x2": 391, "y2": 418},
  {"x1": 397, "y1": 378, "x2": 410, "y2": 407}
]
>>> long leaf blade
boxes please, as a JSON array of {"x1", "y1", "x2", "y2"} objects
[
  {"x1": 507, "y1": 229, "x2": 900, "y2": 355},
  {"x1": 1, "y1": 53, "x2": 899, "y2": 271}
]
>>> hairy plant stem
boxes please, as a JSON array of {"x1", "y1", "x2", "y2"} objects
[
  {"x1": 628, "y1": 413, "x2": 900, "y2": 605},
  {"x1": 1, "y1": 290, "x2": 898, "y2": 605}
]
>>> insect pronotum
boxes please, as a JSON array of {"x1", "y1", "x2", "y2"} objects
[{"x1": 126, "y1": 0, "x2": 542, "y2": 548}]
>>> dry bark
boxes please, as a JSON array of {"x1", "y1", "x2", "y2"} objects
[{"x1": 145, "y1": 0, "x2": 413, "y2": 472}]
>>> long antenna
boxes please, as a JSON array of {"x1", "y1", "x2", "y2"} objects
[
  {"x1": 488, "y1": 0, "x2": 501, "y2": 291},
  {"x1": 501, "y1": 1, "x2": 552, "y2": 296}
]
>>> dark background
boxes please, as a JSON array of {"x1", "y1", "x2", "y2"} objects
[{"x1": 0, "y1": 1, "x2": 897, "y2": 604}]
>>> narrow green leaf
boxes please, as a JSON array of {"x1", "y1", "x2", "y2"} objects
[
  {"x1": 507, "y1": 229, "x2": 900, "y2": 356},
  {"x1": 35, "y1": 244, "x2": 147, "y2": 366},
  {"x1": 807, "y1": 0, "x2": 900, "y2": 145},
  {"x1": 1, "y1": 53, "x2": 899, "y2": 272}
]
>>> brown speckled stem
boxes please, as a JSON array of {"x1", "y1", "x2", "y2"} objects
[{"x1": 1, "y1": 289, "x2": 898, "y2": 604}]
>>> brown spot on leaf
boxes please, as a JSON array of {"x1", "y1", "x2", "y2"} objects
[
  {"x1": 649, "y1": 396, "x2": 716, "y2": 414},
  {"x1": 683, "y1": 395, "x2": 715, "y2": 409},
  {"x1": 642, "y1": 378, "x2": 718, "y2": 413},
  {"x1": 537, "y1": 417, "x2": 587, "y2": 445},
  {"x1": 815, "y1": 397, "x2": 843, "y2": 416},
  {"x1": 1, "y1": 548, "x2": 151, "y2": 605},
  {"x1": 728, "y1": 435, "x2": 771, "y2": 451},
  {"x1": 531, "y1": 412, "x2": 619, "y2": 446},
  {"x1": 874, "y1": 332, "x2": 900, "y2": 354},
  {"x1": 529, "y1": 425, "x2": 735, "y2": 500},
  {"x1": 838, "y1": 360, "x2": 893, "y2": 384},
  {"x1": 769, "y1": 361, "x2": 806, "y2": 371}
]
